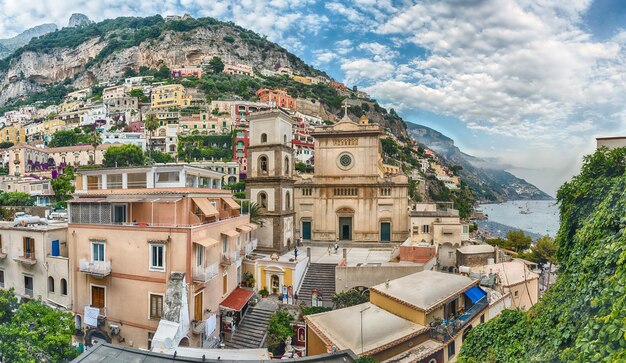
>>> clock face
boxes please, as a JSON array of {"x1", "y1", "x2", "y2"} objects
[{"x1": 337, "y1": 152, "x2": 354, "y2": 170}]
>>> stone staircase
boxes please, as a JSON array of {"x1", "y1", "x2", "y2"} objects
[
  {"x1": 223, "y1": 307, "x2": 274, "y2": 349},
  {"x1": 297, "y1": 263, "x2": 337, "y2": 307}
]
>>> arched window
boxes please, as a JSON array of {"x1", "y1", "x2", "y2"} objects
[
  {"x1": 259, "y1": 156, "x2": 268, "y2": 176},
  {"x1": 61, "y1": 278, "x2": 68, "y2": 296},
  {"x1": 48, "y1": 276, "x2": 55, "y2": 293},
  {"x1": 285, "y1": 191, "x2": 291, "y2": 210},
  {"x1": 258, "y1": 192, "x2": 268, "y2": 209},
  {"x1": 261, "y1": 133, "x2": 268, "y2": 143},
  {"x1": 284, "y1": 157, "x2": 290, "y2": 176}
]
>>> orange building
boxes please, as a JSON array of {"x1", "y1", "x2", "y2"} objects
[{"x1": 256, "y1": 88, "x2": 296, "y2": 110}]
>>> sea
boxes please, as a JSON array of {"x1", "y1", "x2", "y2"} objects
[{"x1": 477, "y1": 200, "x2": 560, "y2": 239}]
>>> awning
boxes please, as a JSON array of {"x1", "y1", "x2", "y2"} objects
[
  {"x1": 68, "y1": 198, "x2": 106, "y2": 203},
  {"x1": 194, "y1": 237, "x2": 220, "y2": 248},
  {"x1": 193, "y1": 198, "x2": 219, "y2": 216},
  {"x1": 236, "y1": 225, "x2": 252, "y2": 232},
  {"x1": 220, "y1": 288, "x2": 254, "y2": 311},
  {"x1": 464, "y1": 286, "x2": 487, "y2": 304},
  {"x1": 222, "y1": 230, "x2": 240, "y2": 238},
  {"x1": 246, "y1": 223, "x2": 259, "y2": 230},
  {"x1": 222, "y1": 197, "x2": 241, "y2": 210},
  {"x1": 106, "y1": 197, "x2": 143, "y2": 203}
]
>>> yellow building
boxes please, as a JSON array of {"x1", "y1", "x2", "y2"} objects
[
  {"x1": 24, "y1": 119, "x2": 66, "y2": 139},
  {"x1": 151, "y1": 84, "x2": 191, "y2": 109},
  {"x1": 0, "y1": 125, "x2": 25, "y2": 144},
  {"x1": 243, "y1": 254, "x2": 308, "y2": 296},
  {"x1": 292, "y1": 75, "x2": 312, "y2": 84}
]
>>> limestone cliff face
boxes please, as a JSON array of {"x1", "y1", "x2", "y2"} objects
[{"x1": 0, "y1": 26, "x2": 318, "y2": 103}]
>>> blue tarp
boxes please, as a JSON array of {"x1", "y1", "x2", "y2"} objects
[{"x1": 464, "y1": 286, "x2": 487, "y2": 303}]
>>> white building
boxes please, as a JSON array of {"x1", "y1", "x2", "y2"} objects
[
  {"x1": 102, "y1": 132, "x2": 148, "y2": 151},
  {"x1": 79, "y1": 105, "x2": 109, "y2": 127}
]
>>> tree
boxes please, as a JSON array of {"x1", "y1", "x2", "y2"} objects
[
  {"x1": 208, "y1": 56, "x2": 225, "y2": 74},
  {"x1": 143, "y1": 113, "x2": 159, "y2": 155},
  {"x1": 51, "y1": 166, "x2": 75, "y2": 203},
  {"x1": 532, "y1": 235, "x2": 558, "y2": 287},
  {"x1": 129, "y1": 89, "x2": 149, "y2": 103},
  {"x1": 88, "y1": 131, "x2": 102, "y2": 164},
  {"x1": 0, "y1": 141, "x2": 14, "y2": 149},
  {"x1": 266, "y1": 309, "x2": 293, "y2": 355},
  {"x1": 48, "y1": 130, "x2": 79, "y2": 147},
  {"x1": 149, "y1": 151, "x2": 173, "y2": 163},
  {"x1": 156, "y1": 64, "x2": 170, "y2": 79},
  {"x1": 0, "y1": 191, "x2": 34, "y2": 206},
  {"x1": 0, "y1": 290, "x2": 78, "y2": 362},
  {"x1": 248, "y1": 202, "x2": 265, "y2": 227},
  {"x1": 505, "y1": 230, "x2": 532, "y2": 253},
  {"x1": 103, "y1": 144, "x2": 146, "y2": 167},
  {"x1": 332, "y1": 290, "x2": 369, "y2": 309}
]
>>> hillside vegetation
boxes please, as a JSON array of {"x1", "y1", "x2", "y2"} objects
[{"x1": 459, "y1": 146, "x2": 626, "y2": 362}]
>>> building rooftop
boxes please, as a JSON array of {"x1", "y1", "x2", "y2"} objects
[
  {"x1": 409, "y1": 209, "x2": 459, "y2": 218},
  {"x1": 473, "y1": 261, "x2": 539, "y2": 287},
  {"x1": 305, "y1": 302, "x2": 428, "y2": 356},
  {"x1": 71, "y1": 187, "x2": 232, "y2": 198},
  {"x1": 71, "y1": 343, "x2": 357, "y2": 362},
  {"x1": 0, "y1": 221, "x2": 67, "y2": 231},
  {"x1": 457, "y1": 244, "x2": 495, "y2": 254},
  {"x1": 384, "y1": 339, "x2": 444, "y2": 363},
  {"x1": 370, "y1": 270, "x2": 477, "y2": 313}
]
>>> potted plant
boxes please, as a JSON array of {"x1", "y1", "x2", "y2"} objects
[
  {"x1": 259, "y1": 287, "x2": 269, "y2": 298},
  {"x1": 243, "y1": 271, "x2": 255, "y2": 287}
]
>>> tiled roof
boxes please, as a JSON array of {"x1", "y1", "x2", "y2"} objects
[{"x1": 73, "y1": 188, "x2": 232, "y2": 197}]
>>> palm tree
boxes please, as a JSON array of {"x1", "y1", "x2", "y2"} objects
[
  {"x1": 143, "y1": 113, "x2": 159, "y2": 157},
  {"x1": 88, "y1": 131, "x2": 102, "y2": 165},
  {"x1": 248, "y1": 202, "x2": 265, "y2": 227}
]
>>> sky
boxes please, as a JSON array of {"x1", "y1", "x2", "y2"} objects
[{"x1": 0, "y1": 0, "x2": 625, "y2": 196}]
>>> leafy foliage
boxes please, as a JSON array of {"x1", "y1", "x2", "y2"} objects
[
  {"x1": 208, "y1": 56, "x2": 225, "y2": 74},
  {"x1": 0, "y1": 191, "x2": 34, "y2": 206},
  {"x1": 0, "y1": 289, "x2": 78, "y2": 362},
  {"x1": 332, "y1": 290, "x2": 369, "y2": 309},
  {"x1": 177, "y1": 134, "x2": 233, "y2": 161},
  {"x1": 266, "y1": 309, "x2": 294, "y2": 355},
  {"x1": 48, "y1": 129, "x2": 90, "y2": 147},
  {"x1": 459, "y1": 146, "x2": 626, "y2": 362},
  {"x1": 51, "y1": 166, "x2": 75, "y2": 202},
  {"x1": 300, "y1": 306, "x2": 332, "y2": 316},
  {"x1": 103, "y1": 144, "x2": 146, "y2": 167},
  {"x1": 149, "y1": 151, "x2": 174, "y2": 163}
]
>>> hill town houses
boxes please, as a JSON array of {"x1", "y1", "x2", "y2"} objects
[{"x1": 0, "y1": 71, "x2": 533, "y2": 362}]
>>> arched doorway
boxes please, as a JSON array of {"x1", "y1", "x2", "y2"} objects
[
  {"x1": 336, "y1": 207, "x2": 355, "y2": 241},
  {"x1": 271, "y1": 275, "x2": 280, "y2": 295},
  {"x1": 84, "y1": 328, "x2": 112, "y2": 347}
]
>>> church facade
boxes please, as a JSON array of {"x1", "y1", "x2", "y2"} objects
[
  {"x1": 294, "y1": 113, "x2": 409, "y2": 244},
  {"x1": 245, "y1": 111, "x2": 296, "y2": 253}
]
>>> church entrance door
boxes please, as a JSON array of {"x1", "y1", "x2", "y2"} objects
[
  {"x1": 339, "y1": 217, "x2": 352, "y2": 240},
  {"x1": 380, "y1": 222, "x2": 391, "y2": 242},
  {"x1": 302, "y1": 221, "x2": 311, "y2": 240}
]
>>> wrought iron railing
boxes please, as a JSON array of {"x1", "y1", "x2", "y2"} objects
[{"x1": 430, "y1": 296, "x2": 488, "y2": 342}]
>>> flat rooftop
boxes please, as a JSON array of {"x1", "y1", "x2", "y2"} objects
[
  {"x1": 275, "y1": 245, "x2": 425, "y2": 267},
  {"x1": 371, "y1": 270, "x2": 477, "y2": 312},
  {"x1": 306, "y1": 302, "x2": 428, "y2": 356},
  {"x1": 0, "y1": 221, "x2": 67, "y2": 231},
  {"x1": 473, "y1": 261, "x2": 539, "y2": 287},
  {"x1": 458, "y1": 244, "x2": 495, "y2": 254}
]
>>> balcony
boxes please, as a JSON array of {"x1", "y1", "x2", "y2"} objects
[
  {"x1": 79, "y1": 259, "x2": 112, "y2": 278},
  {"x1": 429, "y1": 296, "x2": 488, "y2": 342},
  {"x1": 193, "y1": 263, "x2": 219, "y2": 283},
  {"x1": 13, "y1": 252, "x2": 37, "y2": 266},
  {"x1": 192, "y1": 319, "x2": 205, "y2": 335},
  {"x1": 221, "y1": 254, "x2": 232, "y2": 266},
  {"x1": 0, "y1": 248, "x2": 7, "y2": 260}
]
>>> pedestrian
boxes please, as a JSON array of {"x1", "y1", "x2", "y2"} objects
[
  {"x1": 294, "y1": 247, "x2": 298, "y2": 260},
  {"x1": 328, "y1": 244, "x2": 332, "y2": 255},
  {"x1": 334, "y1": 242, "x2": 339, "y2": 254}
]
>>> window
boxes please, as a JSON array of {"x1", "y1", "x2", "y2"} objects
[
  {"x1": 149, "y1": 294, "x2": 164, "y2": 320},
  {"x1": 259, "y1": 156, "x2": 268, "y2": 175},
  {"x1": 194, "y1": 293, "x2": 203, "y2": 321},
  {"x1": 48, "y1": 276, "x2": 55, "y2": 293},
  {"x1": 284, "y1": 157, "x2": 290, "y2": 175},
  {"x1": 285, "y1": 191, "x2": 291, "y2": 210},
  {"x1": 448, "y1": 340, "x2": 456, "y2": 358},
  {"x1": 480, "y1": 314, "x2": 485, "y2": 324},
  {"x1": 302, "y1": 188, "x2": 312, "y2": 196},
  {"x1": 92, "y1": 242, "x2": 105, "y2": 262},
  {"x1": 23, "y1": 237, "x2": 35, "y2": 259},
  {"x1": 258, "y1": 192, "x2": 268, "y2": 209},
  {"x1": 261, "y1": 133, "x2": 267, "y2": 143},
  {"x1": 150, "y1": 244, "x2": 165, "y2": 271},
  {"x1": 237, "y1": 236, "x2": 241, "y2": 249},
  {"x1": 61, "y1": 278, "x2": 67, "y2": 296},
  {"x1": 222, "y1": 236, "x2": 228, "y2": 254},
  {"x1": 223, "y1": 273, "x2": 228, "y2": 295},
  {"x1": 423, "y1": 225, "x2": 430, "y2": 233},
  {"x1": 380, "y1": 188, "x2": 391, "y2": 196},
  {"x1": 0, "y1": 270, "x2": 4, "y2": 288},
  {"x1": 112, "y1": 204, "x2": 127, "y2": 224},
  {"x1": 195, "y1": 244, "x2": 204, "y2": 267},
  {"x1": 91, "y1": 285, "x2": 105, "y2": 309},
  {"x1": 24, "y1": 276, "x2": 33, "y2": 297}
]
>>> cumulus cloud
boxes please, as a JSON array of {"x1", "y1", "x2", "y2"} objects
[{"x1": 341, "y1": 58, "x2": 395, "y2": 85}]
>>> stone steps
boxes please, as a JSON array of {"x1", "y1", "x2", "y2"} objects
[
  {"x1": 297, "y1": 263, "x2": 337, "y2": 305},
  {"x1": 223, "y1": 308, "x2": 274, "y2": 349}
]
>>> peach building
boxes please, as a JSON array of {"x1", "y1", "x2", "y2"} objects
[
  {"x1": 256, "y1": 88, "x2": 296, "y2": 109},
  {"x1": 68, "y1": 165, "x2": 258, "y2": 350}
]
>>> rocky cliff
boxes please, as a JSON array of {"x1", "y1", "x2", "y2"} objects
[{"x1": 0, "y1": 23, "x2": 58, "y2": 59}]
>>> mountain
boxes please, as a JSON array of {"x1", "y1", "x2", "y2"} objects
[
  {"x1": 67, "y1": 13, "x2": 93, "y2": 28},
  {"x1": 0, "y1": 23, "x2": 58, "y2": 59},
  {"x1": 406, "y1": 122, "x2": 552, "y2": 202}
]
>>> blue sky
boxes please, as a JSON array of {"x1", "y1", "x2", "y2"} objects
[{"x1": 0, "y1": 0, "x2": 625, "y2": 195}]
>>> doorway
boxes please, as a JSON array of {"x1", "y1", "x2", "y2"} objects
[
  {"x1": 271, "y1": 275, "x2": 280, "y2": 295},
  {"x1": 339, "y1": 217, "x2": 352, "y2": 240},
  {"x1": 302, "y1": 221, "x2": 311, "y2": 240},
  {"x1": 380, "y1": 222, "x2": 391, "y2": 242}
]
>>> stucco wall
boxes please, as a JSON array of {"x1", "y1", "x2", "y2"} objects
[{"x1": 335, "y1": 264, "x2": 428, "y2": 294}]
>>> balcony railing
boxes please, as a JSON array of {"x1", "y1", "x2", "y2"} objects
[
  {"x1": 79, "y1": 259, "x2": 112, "y2": 278},
  {"x1": 429, "y1": 296, "x2": 488, "y2": 342},
  {"x1": 193, "y1": 263, "x2": 219, "y2": 283},
  {"x1": 14, "y1": 252, "x2": 37, "y2": 266},
  {"x1": 241, "y1": 239, "x2": 258, "y2": 256},
  {"x1": 192, "y1": 319, "x2": 205, "y2": 335}
]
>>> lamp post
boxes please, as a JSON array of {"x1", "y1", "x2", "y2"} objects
[{"x1": 360, "y1": 305, "x2": 371, "y2": 354}]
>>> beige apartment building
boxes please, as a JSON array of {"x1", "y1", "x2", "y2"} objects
[
  {"x1": 7, "y1": 144, "x2": 114, "y2": 176},
  {"x1": 68, "y1": 165, "x2": 257, "y2": 350},
  {"x1": 0, "y1": 221, "x2": 71, "y2": 309}
]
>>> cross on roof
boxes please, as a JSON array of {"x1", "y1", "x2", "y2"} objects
[{"x1": 342, "y1": 100, "x2": 350, "y2": 117}]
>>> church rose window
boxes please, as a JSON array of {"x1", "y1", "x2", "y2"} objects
[{"x1": 339, "y1": 153, "x2": 353, "y2": 169}]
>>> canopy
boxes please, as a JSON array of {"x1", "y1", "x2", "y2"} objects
[
  {"x1": 106, "y1": 197, "x2": 143, "y2": 203},
  {"x1": 222, "y1": 197, "x2": 241, "y2": 210},
  {"x1": 192, "y1": 198, "x2": 219, "y2": 216},
  {"x1": 236, "y1": 225, "x2": 252, "y2": 232},
  {"x1": 220, "y1": 288, "x2": 254, "y2": 311},
  {"x1": 69, "y1": 198, "x2": 106, "y2": 203},
  {"x1": 222, "y1": 230, "x2": 240, "y2": 238},
  {"x1": 246, "y1": 223, "x2": 259, "y2": 230},
  {"x1": 194, "y1": 237, "x2": 219, "y2": 248},
  {"x1": 464, "y1": 286, "x2": 487, "y2": 304}
]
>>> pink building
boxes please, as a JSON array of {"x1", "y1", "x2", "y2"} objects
[{"x1": 171, "y1": 67, "x2": 203, "y2": 79}]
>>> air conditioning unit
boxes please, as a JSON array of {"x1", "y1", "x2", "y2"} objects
[{"x1": 109, "y1": 324, "x2": 120, "y2": 336}]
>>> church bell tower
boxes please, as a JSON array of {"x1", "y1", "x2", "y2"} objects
[{"x1": 245, "y1": 110, "x2": 296, "y2": 254}]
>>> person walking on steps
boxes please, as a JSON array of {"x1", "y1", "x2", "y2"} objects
[{"x1": 334, "y1": 242, "x2": 339, "y2": 254}]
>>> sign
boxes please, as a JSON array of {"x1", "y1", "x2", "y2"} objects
[{"x1": 282, "y1": 285, "x2": 288, "y2": 304}]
